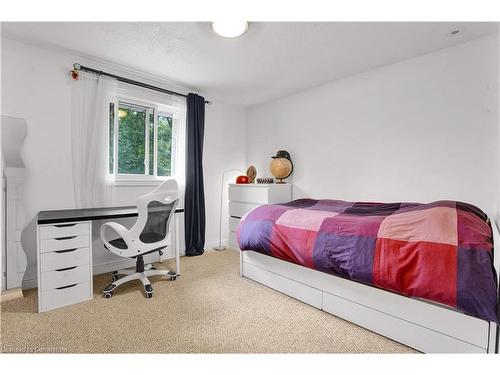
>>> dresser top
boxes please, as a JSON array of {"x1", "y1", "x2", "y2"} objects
[{"x1": 228, "y1": 183, "x2": 291, "y2": 187}]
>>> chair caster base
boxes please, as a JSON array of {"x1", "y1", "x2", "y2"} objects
[
  {"x1": 111, "y1": 271, "x2": 120, "y2": 282},
  {"x1": 144, "y1": 283, "x2": 153, "y2": 298}
]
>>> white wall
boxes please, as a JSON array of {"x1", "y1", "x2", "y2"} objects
[
  {"x1": 1, "y1": 37, "x2": 247, "y2": 287},
  {"x1": 203, "y1": 101, "x2": 247, "y2": 248},
  {"x1": 247, "y1": 34, "x2": 499, "y2": 217}
]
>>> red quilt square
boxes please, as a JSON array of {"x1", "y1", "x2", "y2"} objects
[
  {"x1": 270, "y1": 224, "x2": 317, "y2": 268},
  {"x1": 373, "y1": 238, "x2": 457, "y2": 307}
]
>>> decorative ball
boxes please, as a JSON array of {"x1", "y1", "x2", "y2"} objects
[
  {"x1": 269, "y1": 158, "x2": 293, "y2": 183},
  {"x1": 236, "y1": 175, "x2": 249, "y2": 184}
]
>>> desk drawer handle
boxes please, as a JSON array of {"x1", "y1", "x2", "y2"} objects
[
  {"x1": 55, "y1": 223, "x2": 77, "y2": 228},
  {"x1": 55, "y1": 266, "x2": 77, "y2": 272},
  {"x1": 55, "y1": 248, "x2": 77, "y2": 254},
  {"x1": 54, "y1": 236, "x2": 77, "y2": 241},
  {"x1": 56, "y1": 284, "x2": 77, "y2": 290}
]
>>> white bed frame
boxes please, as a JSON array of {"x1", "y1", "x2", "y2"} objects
[{"x1": 239, "y1": 220, "x2": 500, "y2": 353}]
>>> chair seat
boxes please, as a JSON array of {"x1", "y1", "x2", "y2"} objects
[{"x1": 105, "y1": 234, "x2": 168, "y2": 257}]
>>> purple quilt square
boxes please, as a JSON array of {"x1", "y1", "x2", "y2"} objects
[
  {"x1": 457, "y1": 247, "x2": 498, "y2": 323},
  {"x1": 238, "y1": 219, "x2": 275, "y2": 255},
  {"x1": 318, "y1": 214, "x2": 383, "y2": 237},
  {"x1": 344, "y1": 202, "x2": 402, "y2": 216},
  {"x1": 313, "y1": 232, "x2": 376, "y2": 284},
  {"x1": 280, "y1": 198, "x2": 318, "y2": 209}
]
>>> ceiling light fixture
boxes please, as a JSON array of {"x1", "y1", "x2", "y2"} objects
[
  {"x1": 447, "y1": 26, "x2": 465, "y2": 37},
  {"x1": 212, "y1": 21, "x2": 248, "y2": 38}
]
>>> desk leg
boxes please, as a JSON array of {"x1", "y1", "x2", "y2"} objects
[{"x1": 174, "y1": 213, "x2": 180, "y2": 276}]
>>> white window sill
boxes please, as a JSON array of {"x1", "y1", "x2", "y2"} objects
[{"x1": 108, "y1": 177, "x2": 170, "y2": 187}]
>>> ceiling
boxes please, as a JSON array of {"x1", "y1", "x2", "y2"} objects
[{"x1": 2, "y1": 22, "x2": 498, "y2": 106}]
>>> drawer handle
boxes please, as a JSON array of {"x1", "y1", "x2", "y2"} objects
[
  {"x1": 54, "y1": 236, "x2": 77, "y2": 241},
  {"x1": 55, "y1": 266, "x2": 77, "y2": 272},
  {"x1": 56, "y1": 284, "x2": 77, "y2": 290},
  {"x1": 55, "y1": 223, "x2": 77, "y2": 228},
  {"x1": 55, "y1": 248, "x2": 77, "y2": 253}
]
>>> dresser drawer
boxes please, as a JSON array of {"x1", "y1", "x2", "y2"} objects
[
  {"x1": 229, "y1": 201, "x2": 261, "y2": 218},
  {"x1": 229, "y1": 216, "x2": 240, "y2": 232},
  {"x1": 40, "y1": 265, "x2": 91, "y2": 290},
  {"x1": 229, "y1": 231, "x2": 239, "y2": 249},
  {"x1": 40, "y1": 282, "x2": 92, "y2": 312},
  {"x1": 229, "y1": 185, "x2": 269, "y2": 204},
  {"x1": 39, "y1": 222, "x2": 90, "y2": 239},
  {"x1": 40, "y1": 235, "x2": 90, "y2": 253},
  {"x1": 40, "y1": 247, "x2": 90, "y2": 272}
]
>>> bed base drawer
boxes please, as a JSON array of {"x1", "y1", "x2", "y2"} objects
[
  {"x1": 322, "y1": 291, "x2": 485, "y2": 353},
  {"x1": 242, "y1": 261, "x2": 322, "y2": 309}
]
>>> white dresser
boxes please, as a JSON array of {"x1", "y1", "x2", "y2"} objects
[
  {"x1": 228, "y1": 183, "x2": 292, "y2": 249},
  {"x1": 36, "y1": 222, "x2": 93, "y2": 312}
]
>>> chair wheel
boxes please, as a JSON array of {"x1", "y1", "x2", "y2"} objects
[
  {"x1": 112, "y1": 274, "x2": 119, "y2": 282},
  {"x1": 150, "y1": 266, "x2": 156, "y2": 270},
  {"x1": 103, "y1": 292, "x2": 113, "y2": 299},
  {"x1": 146, "y1": 292, "x2": 153, "y2": 298},
  {"x1": 170, "y1": 276, "x2": 177, "y2": 281}
]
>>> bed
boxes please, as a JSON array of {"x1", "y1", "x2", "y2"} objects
[{"x1": 237, "y1": 198, "x2": 500, "y2": 353}]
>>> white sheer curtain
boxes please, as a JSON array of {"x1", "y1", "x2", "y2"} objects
[{"x1": 71, "y1": 74, "x2": 116, "y2": 208}]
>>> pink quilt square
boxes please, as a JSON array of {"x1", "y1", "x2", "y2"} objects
[
  {"x1": 457, "y1": 210, "x2": 493, "y2": 250},
  {"x1": 275, "y1": 209, "x2": 338, "y2": 231},
  {"x1": 377, "y1": 207, "x2": 458, "y2": 246}
]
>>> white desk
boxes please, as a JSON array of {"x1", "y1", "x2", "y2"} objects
[{"x1": 36, "y1": 206, "x2": 183, "y2": 312}]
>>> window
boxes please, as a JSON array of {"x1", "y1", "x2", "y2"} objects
[{"x1": 109, "y1": 98, "x2": 177, "y2": 183}]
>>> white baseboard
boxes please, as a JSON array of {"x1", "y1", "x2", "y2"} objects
[{"x1": 205, "y1": 239, "x2": 239, "y2": 251}]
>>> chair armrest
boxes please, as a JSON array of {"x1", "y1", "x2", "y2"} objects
[{"x1": 100, "y1": 222, "x2": 134, "y2": 256}]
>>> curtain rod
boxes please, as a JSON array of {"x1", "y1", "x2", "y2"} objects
[{"x1": 72, "y1": 63, "x2": 211, "y2": 104}]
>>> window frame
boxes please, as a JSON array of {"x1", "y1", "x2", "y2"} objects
[{"x1": 109, "y1": 95, "x2": 178, "y2": 186}]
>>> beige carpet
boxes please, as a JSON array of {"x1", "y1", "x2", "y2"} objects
[{"x1": 1, "y1": 250, "x2": 416, "y2": 353}]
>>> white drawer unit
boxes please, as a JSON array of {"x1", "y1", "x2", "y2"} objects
[
  {"x1": 227, "y1": 183, "x2": 292, "y2": 249},
  {"x1": 39, "y1": 222, "x2": 91, "y2": 239},
  {"x1": 40, "y1": 282, "x2": 92, "y2": 313},
  {"x1": 40, "y1": 247, "x2": 90, "y2": 272},
  {"x1": 229, "y1": 216, "x2": 240, "y2": 233},
  {"x1": 228, "y1": 201, "x2": 262, "y2": 218},
  {"x1": 37, "y1": 221, "x2": 93, "y2": 312},
  {"x1": 40, "y1": 265, "x2": 91, "y2": 291},
  {"x1": 40, "y1": 235, "x2": 90, "y2": 253}
]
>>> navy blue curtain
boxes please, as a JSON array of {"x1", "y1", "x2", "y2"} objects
[{"x1": 184, "y1": 93, "x2": 205, "y2": 256}]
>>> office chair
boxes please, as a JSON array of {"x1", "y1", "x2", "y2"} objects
[{"x1": 100, "y1": 179, "x2": 179, "y2": 298}]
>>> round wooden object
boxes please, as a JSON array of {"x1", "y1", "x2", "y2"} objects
[{"x1": 246, "y1": 165, "x2": 257, "y2": 183}]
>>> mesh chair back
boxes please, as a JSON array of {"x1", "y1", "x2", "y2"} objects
[
  {"x1": 139, "y1": 200, "x2": 177, "y2": 243},
  {"x1": 127, "y1": 179, "x2": 179, "y2": 248}
]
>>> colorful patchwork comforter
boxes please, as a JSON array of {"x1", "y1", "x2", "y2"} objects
[{"x1": 237, "y1": 199, "x2": 499, "y2": 323}]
